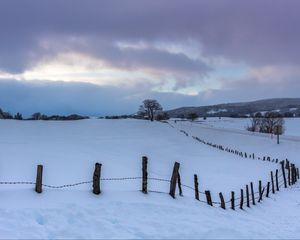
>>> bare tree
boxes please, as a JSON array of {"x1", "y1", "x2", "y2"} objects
[
  {"x1": 155, "y1": 112, "x2": 169, "y2": 121},
  {"x1": 31, "y1": 112, "x2": 42, "y2": 120},
  {"x1": 187, "y1": 112, "x2": 198, "y2": 121},
  {"x1": 14, "y1": 112, "x2": 23, "y2": 120},
  {"x1": 139, "y1": 99, "x2": 163, "y2": 121},
  {"x1": 246, "y1": 117, "x2": 262, "y2": 132},
  {"x1": 246, "y1": 112, "x2": 285, "y2": 135},
  {"x1": 261, "y1": 112, "x2": 285, "y2": 134}
]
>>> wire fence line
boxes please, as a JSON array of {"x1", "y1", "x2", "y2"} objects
[
  {"x1": 0, "y1": 177, "x2": 143, "y2": 188},
  {"x1": 0, "y1": 177, "x2": 204, "y2": 193},
  {"x1": 0, "y1": 160, "x2": 298, "y2": 211},
  {"x1": 166, "y1": 121, "x2": 287, "y2": 166},
  {"x1": 0, "y1": 151, "x2": 299, "y2": 209},
  {"x1": 0, "y1": 167, "x2": 289, "y2": 196},
  {"x1": 0, "y1": 181, "x2": 36, "y2": 185}
]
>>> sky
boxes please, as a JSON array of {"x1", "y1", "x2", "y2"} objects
[{"x1": 0, "y1": 0, "x2": 299, "y2": 116}]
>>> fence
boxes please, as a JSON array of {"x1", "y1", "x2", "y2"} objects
[
  {"x1": 168, "y1": 121, "x2": 283, "y2": 165},
  {"x1": 0, "y1": 156, "x2": 298, "y2": 211}
]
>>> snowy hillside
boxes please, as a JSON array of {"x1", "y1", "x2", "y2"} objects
[
  {"x1": 0, "y1": 119, "x2": 299, "y2": 238},
  {"x1": 191, "y1": 117, "x2": 300, "y2": 137},
  {"x1": 166, "y1": 98, "x2": 300, "y2": 118}
]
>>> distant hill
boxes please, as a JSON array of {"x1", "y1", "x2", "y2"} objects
[{"x1": 166, "y1": 98, "x2": 300, "y2": 118}]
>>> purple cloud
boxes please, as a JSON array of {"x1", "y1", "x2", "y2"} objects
[{"x1": 0, "y1": 0, "x2": 299, "y2": 114}]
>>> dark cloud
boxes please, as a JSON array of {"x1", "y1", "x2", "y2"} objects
[
  {"x1": 95, "y1": 44, "x2": 211, "y2": 74},
  {"x1": 1, "y1": 0, "x2": 299, "y2": 72}
]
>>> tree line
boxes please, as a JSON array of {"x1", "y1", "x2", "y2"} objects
[{"x1": 0, "y1": 108, "x2": 88, "y2": 121}]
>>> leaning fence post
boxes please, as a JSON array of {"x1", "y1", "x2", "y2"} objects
[
  {"x1": 281, "y1": 161, "x2": 287, "y2": 188},
  {"x1": 246, "y1": 184, "x2": 250, "y2": 208},
  {"x1": 276, "y1": 169, "x2": 279, "y2": 191},
  {"x1": 142, "y1": 156, "x2": 148, "y2": 194},
  {"x1": 285, "y1": 160, "x2": 291, "y2": 185},
  {"x1": 35, "y1": 164, "x2": 43, "y2": 193},
  {"x1": 219, "y1": 192, "x2": 225, "y2": 209},
  {"x1": 266, "y1": 182, "x2": 270, "y2": 198},
  {"x1": 231, "y1": 191, "x2": 235, "y2": 210},
  {"x1": 271, "y1": 171, "x2": 275, "y2": 194},
  {"x1": 205, "y1": 190, "x2": 213, "y2": 206},
  {"x1": 93, "y1": 162, "x2": 102, "y2": 195},
  {"x1": 250, "y1": 182, "x2": 255, "y2": 205},
  {"x1": 240, "y1": 189, "x2": 244, "y2": 210},
  {"x1": 194, "y1": 174, "x2": 199, "y2": 201},
  {"x1": 169, "y1": 162, "x2": 180, "y2": 198}
]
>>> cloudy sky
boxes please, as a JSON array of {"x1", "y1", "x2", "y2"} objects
[{"x1": 0, "y1": 0, "x2": 299, "y2": 116}]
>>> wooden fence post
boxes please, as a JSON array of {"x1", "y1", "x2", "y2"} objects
[
  {"x1": 205, "y1": 190, "x2": 213, "y2": 206},
  {"x1": 266, "y1": 182, "x2": 270, "y2": 198},
  {"x1": 177, "y1": 173, "x2": 183, "y2": 196},
  {"x1": 294, "y1": 165, "x2": 297, "y2": 183},
  {"x1": 291, "y1": 164, "x2": 296, "y2": 184},
  {"x1": 271, "y1": 171, "x2": 275, "y2": 194},
  {"x1": 169, "y1": 162, "x2": 180, "y2": 198},
  {"x1": 35, "y1": 165, "x2": 43, "y2": 193},
  {"x1": 93, "y1": 162, "x2": 102, "y2": 195},
  {"x1": 246, "y1": 184, "x2": 250, "y2": 208},
  {"x1": 258, "y1": 180, "x2": 262, "y2": 202},
  {"x1": 276, "y1": 169, "x2": 279, "y2": 191},
  {"x1": 194, "y1": 174, "x2": 199, "y2": 201},
  {"x1": 288, "y1": 166, "x2": 291, "y2": 186},
  {"x1": 297, "y1": 168, "x2": 299, "y2": 180},
  {"x1": 290, "y1": 164, "x2": 294, "y2": 185},
  {"x1": 240, "y1": 189, "x2": 244, "y2": 210},
  {"x1": 281, "y1": 161, "x2": 287, "y2": 188},
  {"x1": 258, "y1": 180, "x2": 262, "y2": 201},
  {"x1": 142, "y1": 156, "x2": 148, "y2": 194},
  {"x1": 231, "y1": 191, "x2": 235, "y2": 210},
  {"x1": 250, "y1": 182, "x2": 255, "y2": 205},
  {"x1": 285, "y1": 160, "x2": 291, "y2": 186},
  {"x1": 219, "y1": 192, "x2": 225, "y2": 209}
]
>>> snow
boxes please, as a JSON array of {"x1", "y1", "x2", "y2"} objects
[
  {"x1": 193, "y1": 117, "x2": 300, "y2": 137},
  {"x1": 206, "y1": 108, "x2": 228, "y2": 114},
  {"x1": 0, "y1": 119, "x2": 300, "y2": 238}
]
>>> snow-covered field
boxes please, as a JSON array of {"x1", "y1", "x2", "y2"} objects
[
  {"x1": 191, "y1": 117, "x2": 300, "y2": 137},
  {"x1": 0, "y1": 119, "x2": 300, "y2": 238}
]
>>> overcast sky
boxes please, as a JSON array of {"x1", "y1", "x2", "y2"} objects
[{"x1": 0, "y1": 0, "x2": 299, "y2": 116}]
